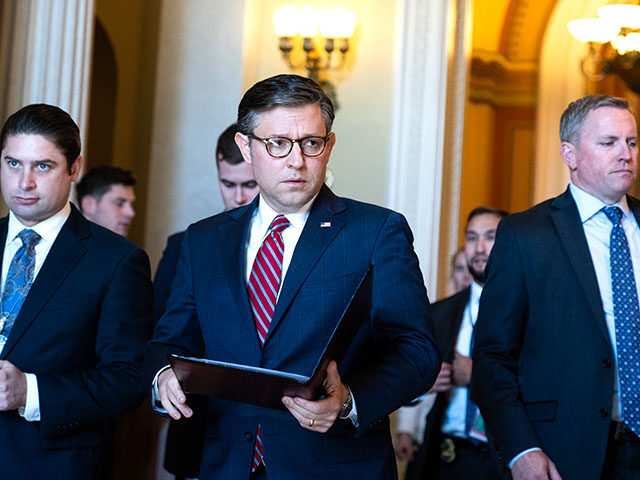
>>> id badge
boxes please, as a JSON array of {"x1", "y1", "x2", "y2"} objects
[{"x1": 468, "y1": 409, "x2": 488, "y2": 443}]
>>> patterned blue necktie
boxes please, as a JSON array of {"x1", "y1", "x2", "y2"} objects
[
  {"x1": 0, "y1": 229, "x2": 41, "y2": 352},
  {"x1": 603, "y1": 206, "x2": 640, "y2": 437}
]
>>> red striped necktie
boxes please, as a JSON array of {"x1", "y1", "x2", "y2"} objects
[{"x1": 247, "y1": 214, "x2": 290, "y2": 471}]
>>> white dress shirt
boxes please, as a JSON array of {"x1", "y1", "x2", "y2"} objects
[
  {"x1": 244, "y1": 196, "x2": 312, "y2": 292},
  {"x1": 569, "y1": 182, "x2": 640, "y2": 420},
  {"x1": 0, "y1": 203, "x2": 70, "y2": 421},
  {"x1": 441, "y1": 281, "x2": 482, "y2": 438}
]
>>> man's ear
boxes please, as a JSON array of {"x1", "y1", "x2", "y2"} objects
[
  {"x1": 70, "y1": 155, "x2": 83, "y2": 181},
  {"x1": 560, "y1": 142, "x2": 577, "y2": 170},
  {"x1": 80, "y1": 194, "x2": 97, "y2": 216},
  {"x1": 235, "y1": 132, "x2": 252, "y2": 164},
  {"x1": 324, "y1": 131, "x2": 336, "y2": 158}
]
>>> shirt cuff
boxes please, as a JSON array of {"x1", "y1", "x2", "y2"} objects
[
  {"x1": 151, "y1": 365, "x2": 171, "y2": 414},
  {"x1": 509, "y1": 447, "x2": 542, "y2": 469},
  {"x1": 345, "y1": 390, "x2": 359, "y2": 427},
  {"x1": 19, "y1": 373, "x2": 40, "y2": 422}
]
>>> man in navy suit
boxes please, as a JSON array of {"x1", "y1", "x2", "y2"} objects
[
  {"x1": 0, "y1": 104, "x2": 153, "y2": 479},
  {"x1": 146, "y1": 74, "x2": 439, "y2": 479},
  {"x1": 472, "y1": 95, "x2": 640, "y2": 480}
]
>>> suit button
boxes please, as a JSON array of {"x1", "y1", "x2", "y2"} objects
[
  {"x1": 244, "y1": 432, "x2": 254, "y2": 443},
  {"x1": 602, "y1": 359, "x2": 612, "y2": 368},
  {"x1": 599, "y1": 408, "x2": 609, "y2": 418}
]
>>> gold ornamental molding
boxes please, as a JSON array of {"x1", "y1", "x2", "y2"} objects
[{"x1": 469, "y1": 48, "x2": 538, "y2": 107}]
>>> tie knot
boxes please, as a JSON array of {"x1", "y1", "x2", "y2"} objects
[
  {"x1": 269, "y1": 215, "x2": 290, "y2": 234},
  {"x1": 17, "y1": 229, "x2": 41, "y2": 248},
  {"x1": 603, "y1": 206, "x2": 623, "y2": 225}
]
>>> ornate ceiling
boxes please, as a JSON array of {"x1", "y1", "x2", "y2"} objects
[{"x1": 470, "y1": 0, "x2": 558, "y2": 106}]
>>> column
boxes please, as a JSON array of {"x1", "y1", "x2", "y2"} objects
[
  {"x1": 0, "y1": 0, "x2": 95, "y2": 141},
  {"x1": 387, "y1": 0, "x2": 459, "y2": 295}
]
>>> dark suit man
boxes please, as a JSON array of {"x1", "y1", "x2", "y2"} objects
[
  {"x1": 472, "y1": 94, "x2": 640, "y2": 480},
  {"x1": 396, "y1": 207, "x2": 508, "y2": 480},
  {"x1": 154, "y1": 123, "x2": 259, "y2": 480},
  {"x1": 146, "y1": 74, "x2": 439, "y2": 479},
  {"x1": 0, "y1": 104, "x2": 153, "y2": 479}
]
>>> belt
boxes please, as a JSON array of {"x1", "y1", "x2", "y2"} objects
[{"x1": 612, "y1": 421, "x2": 640, "y2": 442}]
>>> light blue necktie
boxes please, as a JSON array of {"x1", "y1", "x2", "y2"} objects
[
  {"x1": 465, "y1": 325, "x2": 486, "y2": 442},
  {"x1": 603, "y1": 206, "x2": 640, "y2": 437},
  {"x1": 0, "y1": 229, "x2": 41, "y2": 352}
]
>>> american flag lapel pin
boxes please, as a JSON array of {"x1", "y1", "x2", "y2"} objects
[{"x1": 320, "y1": 221, "x2": 331, "y2": 228}]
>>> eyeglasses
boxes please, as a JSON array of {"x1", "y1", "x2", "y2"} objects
[{"x1": 247, "y1": 133, "x2": 331, "y2": 158}]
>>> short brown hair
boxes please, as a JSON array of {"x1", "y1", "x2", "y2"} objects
[{"x1": 0, "y1": 104, "x2": 80, "y2": 174}]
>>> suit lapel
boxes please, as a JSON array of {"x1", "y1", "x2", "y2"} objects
[
  {"x1": 447, "y1": 288, "x2": 470, "y2": 359},
  {"x1": 0, "y1": 217, "x2": 8, "y2": 267},
  {"x1": 550, "y1": 188, "x2": 610, "y2": 342},
  {"x1": 627, "y1": 194, "x2": 640, "y2": 231},
  {"x1": 2, "y1": 207, "x2": 89, "y2": 358},
  {"x1": 265, "y1": 186, "x2": 346, "y2": 343},
  {"x1": 218, "y1": 202, "x2": 256, "y2": 339}
]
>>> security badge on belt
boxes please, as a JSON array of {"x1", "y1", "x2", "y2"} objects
[
  {"x1": 439, "y1": 437, "x2": 456, "y2": 463},
  {"x1": 439, "y1": 412, "x2": 487, "y2": 463}
]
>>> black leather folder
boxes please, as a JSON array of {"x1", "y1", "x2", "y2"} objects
[{"x1": 168, "y1": 265, "x2": 373, "y2": 410}]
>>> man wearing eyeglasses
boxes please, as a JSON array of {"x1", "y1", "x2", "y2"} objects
[{"x1": 146, "y1": 74, "x2": 439, "y2": 479}]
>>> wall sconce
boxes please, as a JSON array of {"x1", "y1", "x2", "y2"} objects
[
  {"x1": 273, "y1": 5, "x2": 357, "y2": 108},
  {"x1": 568, "y1": 4, "x2": 640, "y2": 93}
]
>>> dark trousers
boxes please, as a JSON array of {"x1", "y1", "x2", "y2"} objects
[
  {"x1": 600, "y1": 422, "x2": 640, "y2": 480},
  {"x1": 430, "y1": 435, "x2": 507, "y2": 480}
]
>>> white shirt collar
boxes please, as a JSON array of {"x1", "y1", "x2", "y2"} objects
[
  {"x1": 7, "y1": 202, "x2": 71, "y2": 246},
  {"x1": 254, "y1": 194, "x2": 315, "y2": 239},
  {"x1": 569, "y1": 182, "x2": 631, "y2": 224}
]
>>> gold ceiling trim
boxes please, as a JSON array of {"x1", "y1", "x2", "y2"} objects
[
  {"x1": 469, "y1": 49, "x2": 538, "y2": 107},
  {"x1": 499, "y1": 0, "x2": 557, "y2": 61}
]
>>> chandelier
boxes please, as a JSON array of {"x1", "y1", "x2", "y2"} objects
[
  {"x1": 568, "y1": 3, "x2": 640, "y2": 93},
  {"x1": 273, "y1": 5, "x2": 357, "y2": 108}
]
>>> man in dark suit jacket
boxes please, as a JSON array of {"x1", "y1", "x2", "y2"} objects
[
  {"x1": 0, "y1": 104, "x2": 153, "y2": 479},
  {"x1": 472, "y1": 94, "x2": 640, "y2": 480},
  {"x1": 154, "y1": 123, "x2": 258, "y2": 479},
  {"x1": 397, "y1": 207, "x2": 508, "y2": 480},
  {"x1": 146, "y1": 74, "x2": 439, "y2": 479}
]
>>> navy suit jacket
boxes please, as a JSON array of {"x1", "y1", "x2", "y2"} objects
[
  {"x1": 472, "y1": 188, "x2": 637, "y2": 479},
  {"x1": 146, "y1": 186, "x2": 439, "y2": 479},
  {"x1": 0, "y1": 205, "x2": 154, "y2": 480}
]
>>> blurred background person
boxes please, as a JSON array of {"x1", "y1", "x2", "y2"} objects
[
  {"x1": 76, "y1": 165, "x2": 136, "y2": 237},
  {"x1": 451, "y1": 246, "x2": 472, "y2": 293},
  {"x1": 396, "y1": 207, "x2": 508, "y2": 480},
  {"x1": 395, "y1": 245, "x2": 471, "y2": 471}
]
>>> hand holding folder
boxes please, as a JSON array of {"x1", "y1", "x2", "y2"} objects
[
  {"x1": 167, "y1": 266, "x2": 373, "y2": 411},
  {"x1": 282, "y1": 360, "x2": 350, "y2": 432}
]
